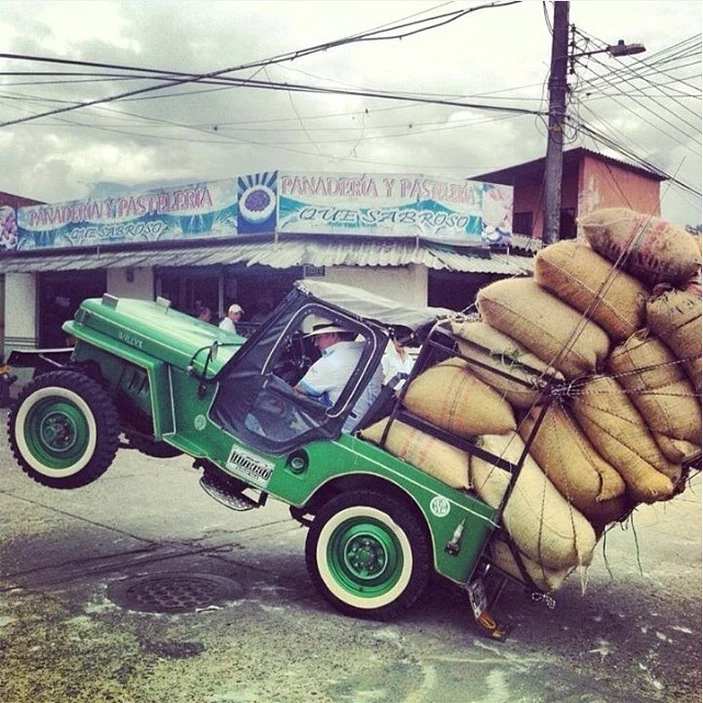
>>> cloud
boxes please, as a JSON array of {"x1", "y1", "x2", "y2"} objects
[{"x1": 0, "y1": 0, "x2": 699, "y2": 226}]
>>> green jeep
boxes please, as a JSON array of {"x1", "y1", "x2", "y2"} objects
[{"x1": 7, "y1": 280, "x2": 528, "y2": 633}]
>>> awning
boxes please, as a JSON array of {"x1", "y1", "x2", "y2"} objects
[{"x1": 0, "y1": 239, "x2": 532, "y2": 276}]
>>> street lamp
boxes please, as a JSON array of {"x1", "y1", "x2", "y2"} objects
[
  {"x1": 570, "y1": 39, "x2": 646, "y2": 71},
  {"x1": 606, "y1": 40, "x2": 646, "y2": 57}
]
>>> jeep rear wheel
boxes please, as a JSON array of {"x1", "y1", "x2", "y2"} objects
[
  {"x1": 8, "y1": 370, "x2": 120, "y2": 489},
  {"x1": 305, "y1": 490, "x2": 431, "y2": 620}
]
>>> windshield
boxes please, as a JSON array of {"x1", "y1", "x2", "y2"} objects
[{"x1": 210, "y1": 295, "x2": 386, "y2": 454}]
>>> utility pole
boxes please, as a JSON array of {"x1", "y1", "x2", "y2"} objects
[
  {"x1": 542, "y1": 1, "x2": 570, "y2": 246},
  {"x1": 542, "y1": 3, "x2": 645, "y2": 246}
]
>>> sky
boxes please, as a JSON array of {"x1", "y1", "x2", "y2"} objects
[{"x1": 0, "y1": 0, "x2": 700, "y2": 227}]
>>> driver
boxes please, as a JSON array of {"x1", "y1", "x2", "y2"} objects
[{"x1": 294, "y1": 316, "x2": 382, "y2": 433}]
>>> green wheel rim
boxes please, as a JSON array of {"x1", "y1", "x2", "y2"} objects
[
  {"x1": 24, "y1": 398, "x2": 92, "y2": 470},
  {"x1": 327, "y1": 517, "x2": 404, "y2": 599}
]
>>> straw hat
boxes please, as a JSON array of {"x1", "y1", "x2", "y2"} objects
[{"x1": 302, "y1": 315, "x2": 347, "y2": 337}]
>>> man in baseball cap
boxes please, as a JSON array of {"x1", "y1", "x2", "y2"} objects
[{"x1": 219, "y1": 303, "x2": 244, "y2": 335}]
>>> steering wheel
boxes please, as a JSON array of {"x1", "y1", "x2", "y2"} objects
[{"x1": 272, "y1": 334, "x2": 313, "y2": 384}]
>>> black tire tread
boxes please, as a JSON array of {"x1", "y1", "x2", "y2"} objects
[{"x1": 8, "y1": 370, "x2": 120, "y2": 489}]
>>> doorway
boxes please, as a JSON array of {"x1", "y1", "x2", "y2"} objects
[
  {"x1": 39, "y1": 270, "x2": 107, "y2": 347},
  {"x1": 427, "y1": 270, "x2": 497, "y2": 313}
]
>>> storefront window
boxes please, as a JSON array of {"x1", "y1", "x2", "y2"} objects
[
  {"x1": 156, "y1": 268, "x2": 220, "y2": 319},
  {"x1": 155, "y1": 263, "x2": 303, "y2": 332},
  {"x1": 39, "y1": 270, "x2": 107, "y2": 348},
  {"x1": 222, "y1": 265, "x2": 301, "y2": 328}
]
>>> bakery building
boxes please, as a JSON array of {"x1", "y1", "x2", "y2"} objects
[
  {"x1": 1, "y1": 149, "x2": 667, "y2": 357},
  {"x1": 0, "y1": 170, "x2": 530, "y2": 356}
]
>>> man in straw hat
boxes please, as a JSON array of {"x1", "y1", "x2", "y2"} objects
[{"x1": 294, "y1": 315, "x2": 382, "y2": 433}]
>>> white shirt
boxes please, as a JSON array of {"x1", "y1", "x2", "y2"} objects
[
  {"x1": 298, "y1": 340, "x2": 382, "y2": 432},
  {"x1": 381, "y1": 342, "x2": 415, "y2": 385},
  {"x1": 219, "y1": 317, "x2": 237, "y2": 335}
]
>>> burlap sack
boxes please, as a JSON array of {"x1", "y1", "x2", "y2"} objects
[
  {"x1": 360, "y1": 418, "x2": 470, "y2": 489},
  {"x1": 486, "y1": 537, "x2": 574, "y2": 593},
  {"x1": 470, "y1": 432, "x2": 597, "y2": 570},
  {"x1": 570, "y1": 376, "x2": 680, "y2": 502},
  {"x1": 476, "y1": 279, "x2": 611, "y2": 379},
  {"x1": 534, "y1": 240, "x2": 648, "y2": 342},
  {"x1": 450, "y1": 319, "x2": 564, "y2": 408},
  {"x1": 608, "y1": 331, "x2": 701, "y2": 460},
  {"x1": 579, "y1": 208, "x2": 702, "y2": 286},
  {"x1": 402, "y1": 358, "x2": 516, "y2": 438},
  {"x1": 518, "y1": 405, "x2": 631, "y2": 527},
  {"x1": 650, "y1": 435, "x2": 701, "y2": 464},
  {"x1": 646, "y1": 287, "x2": 702, "y2": 395}
]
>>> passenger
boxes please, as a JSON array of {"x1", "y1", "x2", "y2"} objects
[
  {"x1": 381, "y1": 329, "x2": 416, "y2": 387},
  {"x1": 197, "y1": 306, "x2": 213, "y2": 323},
  {"x1": 219, "y1": 303, "x2": 244, "y2": 334},
  {"x1": 294, "y1": 317, "x2": 382, "y2": 433}
]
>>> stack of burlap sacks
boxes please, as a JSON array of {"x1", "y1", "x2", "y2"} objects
[{"x1": 362, "y1": 207, "x2": 702, "y2": 592}]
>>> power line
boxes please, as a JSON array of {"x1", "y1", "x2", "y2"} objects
[
  {"x1": 573, "y1": 28, "x2": 702, "y2": 92},
  {"x1": 566, "y1": 24, "x2": 701, "y2": 197},
  {"x1": 0, "y1": 62, "x2": 544, "y2": 131},
  {"x1": 0, "y1": 64, "x2": 550, "y2": 106},
  {"x1": 0, "y1": 81, "x2": 529, "y2": 149},
  {"x1": 581, "y1": 50, "x2": 702, "y2": 127},
  {"x1": 575, "y1": 57, "x2": 702, "y2": 147},
  {"x1": 0, "y1": 73, "x2": 545, "y2": 119},
  {"x1": 572, "y1": 116, "x2": 701, "y2": 197},
  {"x1": 0, "y1": 0, "x2": 521, "y2": 128}
]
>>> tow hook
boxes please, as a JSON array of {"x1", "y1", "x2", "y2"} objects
[{"x1": 467, "y1": 578, "x2": 508, "y2": 641}]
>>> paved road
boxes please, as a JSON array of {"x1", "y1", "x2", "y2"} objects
[{"x1": 0, "y1": 412, "x2": 700, "y2": 703}]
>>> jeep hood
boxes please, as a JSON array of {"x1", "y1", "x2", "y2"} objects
[{"x1": 64, "y1": 296, "x2": 244, "y2": 374}]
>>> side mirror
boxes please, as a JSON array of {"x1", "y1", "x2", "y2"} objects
[{"x1": 197, "y1": 341, "x2": 220, "y2": 398}]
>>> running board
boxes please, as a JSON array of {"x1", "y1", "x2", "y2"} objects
[{"x1": 199, "y1": 473, "x2": 260, "y2": 512}]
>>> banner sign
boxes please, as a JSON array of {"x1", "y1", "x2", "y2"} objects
[
  {"x1": 277, "y1": 172, "x2": 513, "y2": 245},
  {"x1": 0, "y1": 206, "x2": 18, "y2": 251},
  {"x1": 14, "y1": 175, "x2": 276, "y2": 251},
  {"x1": 7, "y1": 169, "x2": 511, "y2": 251}
]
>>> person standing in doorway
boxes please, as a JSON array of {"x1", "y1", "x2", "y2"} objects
[{"x1": 219, "y1": 303, "x2": 244, "y2": 334}]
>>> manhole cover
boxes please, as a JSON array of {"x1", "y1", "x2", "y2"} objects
[{"x1": 107, "y1": 572, "x2": 243, "y2": 613}]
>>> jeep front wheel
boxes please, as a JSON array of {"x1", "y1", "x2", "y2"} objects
[
  {"x1": 305, "y1": 490, "x2": 432, "y2": 621},
  {"x1": 8, "y1": 370, "x2": 120, "y2": 489}
]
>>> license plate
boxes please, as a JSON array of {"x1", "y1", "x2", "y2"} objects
[{"x1": 226, "y1": 446, "x2": 274, "y2": 489}]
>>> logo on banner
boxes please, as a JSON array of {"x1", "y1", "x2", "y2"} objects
[{"x1": 237, "y1": 171, "x2": 277, "y2": 234}]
